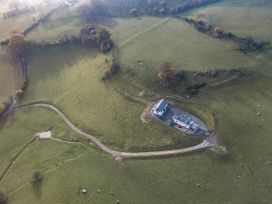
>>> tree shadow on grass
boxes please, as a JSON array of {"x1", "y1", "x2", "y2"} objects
[
  {"x1": 24, "y1": 43, "x2": 101, "y2": 90},
  {"x1": 32, "y1": 180, "x2": 43, "y2": 199}
]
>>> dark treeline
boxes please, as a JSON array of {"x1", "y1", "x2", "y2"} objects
[
  {"x1": 184, "y1": 17, "x2": 268, "y2": 52},
  {"x1": 79, "y1": 0, "x2": 221, "y2": 19}
]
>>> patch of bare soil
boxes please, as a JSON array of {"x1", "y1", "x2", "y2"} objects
[{"x1": 140, "y1": 102, "x2": 154, "y2": 124}]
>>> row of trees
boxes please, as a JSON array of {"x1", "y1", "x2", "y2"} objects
[
  {"x1": 184, "y1": 18, "x2": 267, "y2": 52},
  {"x1": 184, "y1": 18, "x2": 233, "y2": 39},
  {"x1": 157, "y1": 62, "x2": 208, "y2": 95},
  {"x1": 7, "y1": 24, "x2": 113, "y2": 54},
  {"x1": 0, "y1": 79, "x2": 27, "y2": 117},
  {"x1": 3, "y1": 6, "x2": 36, "y2": 19}
]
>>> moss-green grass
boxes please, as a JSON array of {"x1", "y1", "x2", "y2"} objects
[
  {"x1": 105, "y1": 17, "x2": 255, "y2": 88},
  {"x1": 25, "y1": 0, "x2": 88, "y2": 42},
  {"x1": 0, "y1": 1, "x2": 60, "y2": 40},
  {"x1": 19, "y1": 44, "x2": 199, "y2": 151},
  {"x1": 1, "y1": 101, "x2": 272, "y2": 204},
  {"x1": 187, "y1": 0, "x2": 272, "y2": 42},
  {"x1": 2, "y1": 0, "x2": 272, "y2": 203}
]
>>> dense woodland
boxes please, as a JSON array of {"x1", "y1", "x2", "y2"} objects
[{"x1": 79, "y1": 0, "x2": 221, "y2": 19}]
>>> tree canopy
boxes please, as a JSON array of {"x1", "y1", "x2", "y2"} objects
[
  {"x1": 8, "y1": 31, "x2": 26, "y2": 58},
  {"x1": 80, "y1": 25, "x2": 113, "y2": 52},
  {"x1": 158, "y1": 62, "x2": 177, "y2": 81}
]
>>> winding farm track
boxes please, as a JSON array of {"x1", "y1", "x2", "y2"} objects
[{"x1": 10, "y1": 102, "x2": 213, "y2": 159}]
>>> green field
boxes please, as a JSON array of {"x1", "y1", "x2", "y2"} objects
[
  {"x1": 105, "y1": 17, "x2": 256, "y2": 87},
  {"x1": 1, "y1": 0, "x2": 272, "y2": 203},
  {"x1": 0, "y1": 0, "x2": 60, "y2": 40},
  {"x1": 19, "y1": 45, "x2": 199, "y2": 151},
  {"x1": 187, "y1": 0, "x2": 272, "y2": 42}
]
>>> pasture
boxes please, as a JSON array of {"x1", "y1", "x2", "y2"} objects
[
  {"x1": 20, "y1": 44, "x2": 200, "y2": 151},
  {"x1": 1, "y1": 102, "x2": 272, "y2": 204},
  {"x1": 105, "y1": 17, "x2": 256, "y2": 88},
  {"x1": 0, "y1": 47, "x2": 19, "y2": 103},
  {"x1": 26, "y1": 0, "x2": 88, "y2": 41},
  {"x1": 1, "y1": 0, "x2": 272, "y2": 203}
]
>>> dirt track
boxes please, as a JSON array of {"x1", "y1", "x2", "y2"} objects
[{"x1": 12, "y1": 102, "x2": 213, "y2": 159}]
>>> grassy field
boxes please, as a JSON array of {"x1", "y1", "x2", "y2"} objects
[
  {"x1": 1, "y1": 0, "x2": 272, "y2": 203},
  {"x1": 104, "y1": 17, "x2": 256, "y2": 88},
  {"x1": 0, "y1": 0, "x2": 60, "y2": 40},
  {"x1": 19, "y1": 44, "x2": 200, "y2": 151},
  {"x1": 187, "y1": 0, "x2": 272, "y2": 42},
  {"x1": 1, "y1": 91, "x2": 272, "y2": 203}
]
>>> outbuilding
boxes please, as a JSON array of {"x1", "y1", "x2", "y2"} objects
[
  {"x1": 172, "y1": 113, "x2": 199, "y2": 130},
  {"x1": 36, "y1": 130, "x2": 52, "y2": 140}
]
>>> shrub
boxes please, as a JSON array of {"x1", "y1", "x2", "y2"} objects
[
  {"x1": 109, "y1": 58, "x2": 120, "y2": 74},
  {"x1": 186, "y1": 83, "x2": 206, "y2": 96},
  {"x1": 79, "y1": 25, "x2": 113, "y2": 52},
  {"x1": 102, "y1": 58, "x2": 120, "y2": 80},
  {"x1": 158, "y1": 62, "x2": 177, "y2": 81},
  {"x1": 176, "y1": 70, "x2": 186, "y2": 80},
  {"x1": 32, "y1": 170, "x2": 43, "y2": 184}
]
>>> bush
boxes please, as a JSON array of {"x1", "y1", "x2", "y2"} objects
[
  {"x1": 32, "y1": 170, "x2": 43, "y2": 184},
  {"x1": 102, "y1": 58, "x2": 120, "y2": 80},
  {"x1": 0, "y1": 189, "x2": 7, "y2": 204},
  {"x1": 186, "y1": 83, "x2": 206, "y2": 96},
  {"x1": 158, "y1": 62, "x2": 177, "y2": 81},
  {"x1": 102, "y1": 70, "x2": 112, "y2": 80},
  {"x1": 110, "y1": 58, "x2": 120, "y2": 74},
  {"x1": 176, "y1": 70, "x2": 186, "y2": 80},
  {"x1": 79, "y1": 25, "x2": 113, "y2": 52}
]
